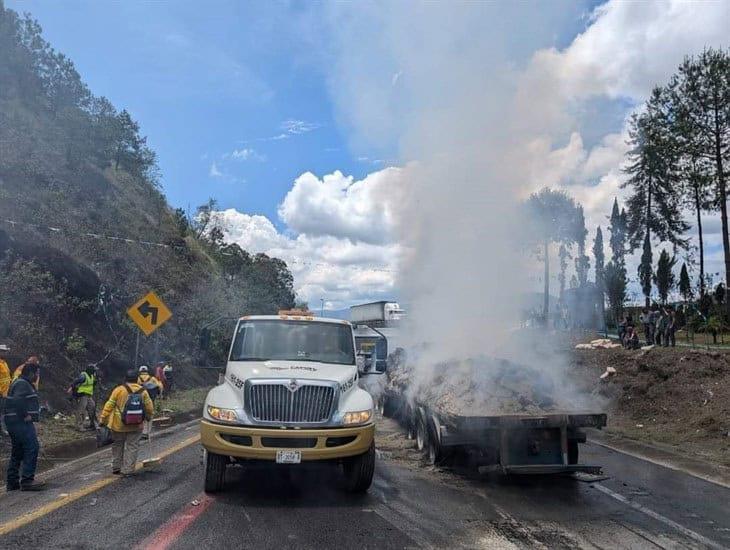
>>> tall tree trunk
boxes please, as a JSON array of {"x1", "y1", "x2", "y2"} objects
[
  {"x1": 714, "y1": 100, "x2": 730, "y2": 316},
  {"x1": 645, "y1": 186, "x2": 652, "y2": 308},
  {"x1": 542, "y1": 239, "x2": 550, "y2": 325},
  {"x1": 694, "y1": 183, "x2": 705, "y2": 297}
]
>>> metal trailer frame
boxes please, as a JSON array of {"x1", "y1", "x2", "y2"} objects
[{"x1": 380, "y1": 389, "x2": 607, "y2": 475}]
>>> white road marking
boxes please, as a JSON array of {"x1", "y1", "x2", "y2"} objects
[{"x1": 593, "y1": 483, "x2": 725, "y2": 550}]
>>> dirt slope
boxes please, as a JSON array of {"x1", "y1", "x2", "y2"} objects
[{"x1": 570, "y1": 345, "x2": 730, "y2": 466}]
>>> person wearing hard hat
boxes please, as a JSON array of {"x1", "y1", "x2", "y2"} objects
[
  {"x1": 71, "y1": 364, "x2": 98, "y2": 431},
  {"x1": 162, "y1": 364, "x2": 174, "y2": 395},
  {"x1": 0, "y1": 344, "x2": 12, "y2": 437},
  {"x1": 100, "y1": 369, "x2": 154, "y2": 476},
  {"x1": 13, "y1": 356, "x2": 40, "y2": 390},
  {"x1": 137, "y1": 366, "x2": 162, "y2": 438}
]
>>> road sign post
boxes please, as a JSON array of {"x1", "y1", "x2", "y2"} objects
[{"x1": 127, "y1": 291, "x2": 173, "y2": 338}]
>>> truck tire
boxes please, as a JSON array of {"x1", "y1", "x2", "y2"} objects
[
  {"x1": 426, "y1": 420, "x2": 449, "y2": 465},
  {"x1": 568, "y1": 440, "x2": 579, "y2": 465},
  {"x1": 343, "y1": 442, "x2": 375, "y2": 493},
  {"x1": 204, "y1": 450, "x2": 227, "y2": 493},
  {"x1": 415, "y1": 413, "x2": 428, "y2": 452}
]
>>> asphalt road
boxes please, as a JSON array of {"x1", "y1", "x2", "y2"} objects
[{"x1": 0, "y1": 418, "x2": 728, "y2": 549}]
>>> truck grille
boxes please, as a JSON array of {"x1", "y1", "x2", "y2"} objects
[{"x1": 248, "y1": 383, "x2": 336, "y2": 423}]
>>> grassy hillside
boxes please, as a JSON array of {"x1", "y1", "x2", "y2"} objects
[{"x1": 0, "y1": 4, "x2": 295, "y2": 408}]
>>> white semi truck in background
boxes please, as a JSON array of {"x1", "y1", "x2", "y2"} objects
[
  {"x1": 200, "y1": 311, "x2": 384, "y2": 493},
  {"x1": 350, "y1": 301, "x2": 405, "y2": 326}
]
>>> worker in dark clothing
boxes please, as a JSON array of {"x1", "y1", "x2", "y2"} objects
[{"x1": 4, "y1": 362, "x2": 45, "y2": 491}]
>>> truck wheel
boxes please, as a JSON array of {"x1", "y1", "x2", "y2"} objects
[
  {"x1": 204, "y1": 450, "x2": 227, "y2": 493},
  {"x1": 426, "y1": 422, "x2": 448, "y2": 465},
  {"x1": 343, "y1": 442, "x2": 375, "y2": 493},
  {"x1": 381, "y1": 396, "x2": 397, "y2": 418},
  {"x1": 415, "y1": 414, "x2": 428, "y2": 452},
  {"x1": 568, "y1": 440, "x2": 579, "y2": 465}
]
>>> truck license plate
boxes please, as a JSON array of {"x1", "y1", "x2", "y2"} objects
[{"x1": 276, "y1": 450, "x2": 301, "y2": 464}]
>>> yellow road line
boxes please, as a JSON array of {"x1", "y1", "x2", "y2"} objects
[{"x1": 0, "y1": 434, "x2": 200, "y2": 536}]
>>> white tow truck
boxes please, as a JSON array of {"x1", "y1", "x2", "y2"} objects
[{"x1": 200, "y1": 311, "x2": 384, "y2": 493}]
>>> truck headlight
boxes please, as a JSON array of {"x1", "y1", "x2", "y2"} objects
[
  {"x1": 207, "y1": 406, "x2": 238, "y2": 422},
  {"x1": 343, "y1": 409, "x2": 372, "y2": 425}
]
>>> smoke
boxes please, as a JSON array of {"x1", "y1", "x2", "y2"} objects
[
  {"x1": 322, "y1": 5, "x2": 568, "y2": 353},
  {"x1": 320, "y1": 2, "x2": 604, "y2": 409}
]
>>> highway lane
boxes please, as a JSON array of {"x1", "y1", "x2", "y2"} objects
[{"x1": 0, "y1": 418, "x2": 728, "y2": 549}]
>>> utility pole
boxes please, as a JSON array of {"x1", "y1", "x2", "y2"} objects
[{"x1": 320, "y1": 298, "x2": 325, "y2": 317}]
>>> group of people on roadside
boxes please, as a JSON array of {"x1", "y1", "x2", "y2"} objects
[
  {"x1": 0, "y1": 343, "x2": 175, "y2": 491},
  {"x1": 618, "y1": 305, "x2": 678, "y2": 350}
]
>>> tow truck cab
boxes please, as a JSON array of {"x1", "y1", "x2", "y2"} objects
[{"x1": 200, "y1": 311, "x2": 383, "y2": 493}]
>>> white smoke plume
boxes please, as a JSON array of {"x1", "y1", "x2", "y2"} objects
[{"x1": 321, "y1": 3, "x2": 573, "y2": 367}]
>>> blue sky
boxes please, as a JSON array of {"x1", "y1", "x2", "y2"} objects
[
  {"x1": 7, "y1": 0, "x2": 391, "y2": 229},
  {"x1": 10, "y1": 0, "x2": 725, "y2": 309},
  {"x1": 7, "y1": 0, "x2": 597, "y2": 230}
]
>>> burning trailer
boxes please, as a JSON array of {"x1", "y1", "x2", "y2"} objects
[{"x1": 380, "y1": 352, "x2": 607, "y2": 474}]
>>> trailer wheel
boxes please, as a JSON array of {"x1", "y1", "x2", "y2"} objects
[
  {"x1": 405, "y1": 405, "x2": 416, "y2": 440},
  {"x1": 427, "y1": 437, "x2": 442, "y2": 465},
  {"x1": 379, "y1": 395, "x2": 395, "y2": 418},
  {"x1": 343, "y1": 442, "x2": 375, "y2": 493},
  {"x1": 204, "y1": 450, "x2": 227, "y2": 493},
  {"x1": 415, "y1": 414, "x2": 428, "y2": 452},
  {"x1": 568, "y1": 440, "x2": 579, "y2": 465}
]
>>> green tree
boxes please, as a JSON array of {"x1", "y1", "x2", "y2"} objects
[
  {"x1": 524, "y1": 188, "x2": 579, "y2": 318},
  {"x1": 679, "y1": 262, "x2": 692, "y2": 302},
  {"x1": 672, "y1": 49, "x2": 730, "y2": 310},
  {"x1": 558, "y1": 243, "x2": 570, "y2": 298},
  {"x1": 608, "y1": 198, "x2": 628, "y2": 266},
  {"x1": 623, "y1": 87, "x2": 689, "y2": 253},
  {"x1": 638, "y1": 233, "x2": 653, "y2": 306},
  {"x1": 604, "y1": 260, "x2": 627, "y2": 323},
  {"x1": 593, "y1": 226, "x2": 605, "y2": 291},
  {"x1": 714, "y1": 283, "x2": 726, "y2": 305},
  {"x1": 653, "y1": 249, "x2": 677, "y2": 304},
  {"x1": 573, "y1": 205, "x2": 590, "y2": 287}
]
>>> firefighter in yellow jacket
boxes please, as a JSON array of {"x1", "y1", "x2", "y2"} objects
[
  {"x1": 0, "y1": 344, "x2": 12, "y2": 436},
  {"x1": 0, "y1": 344, "x2": 11, "y2": 398},
  {"x1": 100, "y1": 369, "x2": 154, "y2": 475},
  {"x1": 13, "y1": 356, "x2": 40, "y2": 390}
]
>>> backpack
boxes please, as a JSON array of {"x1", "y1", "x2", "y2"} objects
[
  {"x1": 121, "y1": 384, "x2": 146, "y2": 425},
  {"x1": 142, "y1": 380, "x2": 159, "y2": 400}
]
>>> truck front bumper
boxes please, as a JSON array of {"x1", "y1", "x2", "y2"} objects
[{"x1": 200, "y1": 419, "x2": 374, "y2": 461}]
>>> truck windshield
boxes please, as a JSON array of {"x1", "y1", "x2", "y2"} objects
[{"x1": 230, "y1": 320, "x2": 356, "y2": 365}]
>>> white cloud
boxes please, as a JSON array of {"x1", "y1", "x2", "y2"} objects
[
  {"x1": 212, "y1": 168, "x2": 403, "y2": 309},
  {"x1": 278, "y1": 167, "x2": 405, "y2": 246},
  {"x1": 280, "y1": 119, "x2": 320, "y2": 135},
  {"x1": 209, "y1": 162, "x2": 223, "y2": 178},
  {"x1": 231, "y1": 148, "x2": 265, "y2": 162}
]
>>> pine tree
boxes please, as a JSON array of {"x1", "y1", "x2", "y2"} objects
[
  {"x1": 605, "y1": 261, "x2": 627, "y2": 323},
  {"x1": 608, "y1": 198, "x2": 627, "y2": 266},
  {"x1": 593, "y1": 226, "x2": 605, "y2": 291},
  {"x1": 558, "y1": 243, "x2": 570, "y2": 298},
  {"x1": 574, "y1": 205, "x2": 590, "y2": 287},
  {"x1": 672, "y1": 49, "x2": 730, "y2": 310},
  {"x1": 679, "y1": 262, "x2": 692, "y2": 302},
  {"x1": 653, "y1": 249, "x2": 677, "y2": 304},
  {"x1": 638, "y1": 233, "x2": 653, "y2": 306},
  {"x1": 524, "y1": 188, "x2": 579, "y2": 318},
  {"x1": 623, "y1": 88, "x2": 689, "y2": 281}
]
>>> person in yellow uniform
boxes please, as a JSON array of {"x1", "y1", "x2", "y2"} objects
[
  {"x1": 0, "y1": 344, "x2": 12, "y2": 436},
  {"x1": 71, "y1": 364, "x2": 97, "y2": 431},
  {"x1": 100, "y1": 369, "x2": 154, "y2": 476},
  {"x1": 137, "y1": 366, "x2": 162, "y2": 438},
  {"x1": 13, "y1": 356, "x2": 40, "y2": 390}
]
